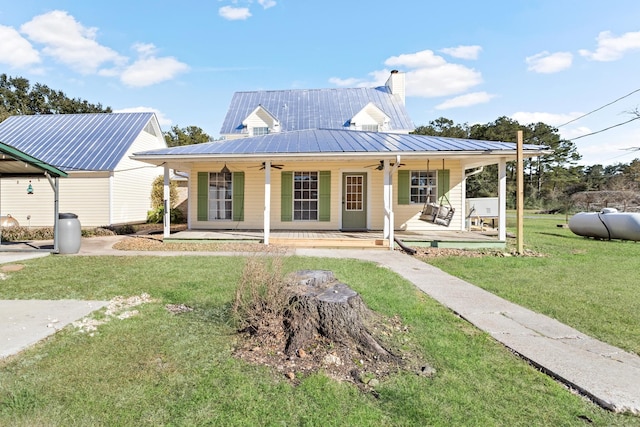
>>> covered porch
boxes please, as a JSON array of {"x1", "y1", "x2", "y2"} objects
[{"x1": 131, "y1": 129, "x2": 549, "y2": 251}]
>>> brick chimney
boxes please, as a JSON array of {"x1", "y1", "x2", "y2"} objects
[{"x1": 385, "y1": 70, "x2": 406, "y2": 105}]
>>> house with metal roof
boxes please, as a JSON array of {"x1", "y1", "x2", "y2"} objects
[
  {"x1": 0, "y1": 112, "x2": 166, "y2": 227},
  {"x1": 220, "y1": 71, "x2": 414, "y2": 139},
  {"x1": 132, "y1": 129, "x2": 550, "y2": 249}
]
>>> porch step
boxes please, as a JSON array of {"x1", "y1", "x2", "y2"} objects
[{"x1": 269, "y1": 237, "x2": 389, "y2": 249}]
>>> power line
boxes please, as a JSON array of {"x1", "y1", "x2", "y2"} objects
[
  {"x1": 571, "y1": 116, "x2": 640, "y2": 140},
  {"x1": 557, "y1": 87, "x2": 640, "y2": 128}
]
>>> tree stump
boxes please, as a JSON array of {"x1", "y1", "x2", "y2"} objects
[{"x1": 284, "y1": 270, "x2": 397, "y2": 362}]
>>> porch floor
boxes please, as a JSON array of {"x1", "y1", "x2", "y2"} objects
[{"x1": 164, "y1": 228, "x2": 506, "y2": 249}]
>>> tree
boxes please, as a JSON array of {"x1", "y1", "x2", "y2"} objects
[
  {"x1": 163, "y1": 125, "x2": 212, "y2": 147},
  {"x1": 412, "y1": 117, "x2": 470, "y2": 138},
  {"x1": 0, "y1": 74, "x2": 111, "y2": 121}
]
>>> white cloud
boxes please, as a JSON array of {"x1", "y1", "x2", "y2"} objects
[
  {"x1": 20, "y1": 10, "x2": 126, "y2": 74},
  {"x1": 435, "y1": 92, "x2": 496, "y2": 110},
  {"x1": 0, "y1": 25, "x2": 41, "y2": 68},
  {"x1": 120, "y1": 54, "x2": 189, "y2": 87},
  {"x1": 258, "y1": 0, "x2": 277, "y2": 9},
  {"x1": 385, "y1": 49, "x2": 446, "y2": 69},
  {"x1": 526, "y1": 51, "x2": 573, "y2": 73},
  {"x1": 219, "y1": 6, "x2": 252, "y2": 20},
  {"x1": 115, "y1": 106, "x2": 172, "y2": 127},
  {"x1": 385, "y1": 50, "x2": 483, "y2": 97},
  {"x1": 579, "y1": 30, "x2": 640, "y2": 61},
  {"x1": 510, "y1": 111, "x2": 583, "y2": 126},
  {"x1": 328, "y1": 77, "x2": 362, "y2": 87},
  {"x1": 331, "y1": 49, "x2": 483, "y2": 98},
  {"x1": 440, "y1": 45, "x2": 482, "y2": 60}
]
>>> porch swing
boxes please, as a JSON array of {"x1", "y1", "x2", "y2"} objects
[{"x1": 419, "y1": 159, "x2": 455, "y2": 227}]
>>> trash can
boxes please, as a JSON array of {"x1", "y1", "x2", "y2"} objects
[{"x1": 58, "y1": 213, "x2": 81, "y2": 254}]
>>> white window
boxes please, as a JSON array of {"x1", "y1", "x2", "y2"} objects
[
  {"x1": 293, "y1": 172, "x2": 318, "y2": 220},
  {"x1": 361, "y1": 124, "x2": 379, "y2": 132},
  {"x1": 252, "y1": 127, "x2": 269, "y2": 136},
  {"x1": 208, "y1": 172, "x2": 232, "y2": 220},
  {"x1": 410, "y1": 171, "x2": 437, "y2": 204}
]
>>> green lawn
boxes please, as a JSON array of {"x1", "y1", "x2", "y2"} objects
[
  {"x1": 427, "y1": 213, "x2": 640, "y2": 356},
  {"x1": 0, "y1": 242, "x2": 638, "y2": 425}
]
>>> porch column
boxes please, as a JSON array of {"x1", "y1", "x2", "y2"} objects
[
  {"x1": 383, "y1": 159, "x2": 391, "y2": 240},
  {"x1": 263, "y1": 160, "x2": 271, "y2": 245},
  {"x1": 384, "y1": 158, "x2": 399, "y2": 251},
  {"x1": 163, "y1": 164, "x2": 171, "y2": 238},
  {"x1": 498, "y1": 158, "x2": 507, "y2": 241}
]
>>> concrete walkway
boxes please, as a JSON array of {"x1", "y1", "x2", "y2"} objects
[
  {"x1": 296, "y1": 249, "x2": 640, "y2": 414},
  {"x1": 1, "y1": 236, "x2": 639, "y2": 414}
]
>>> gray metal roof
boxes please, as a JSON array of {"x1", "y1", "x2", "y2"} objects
[
  {"x1": 0, "y1": 113, "x2": 156, "y2": 171},
  {"x1": 219, "y1": 87, "x2": 415, "y2": 135},
  {"x1": 134, "y1": 129, "x2": 548, "y2": 159}
]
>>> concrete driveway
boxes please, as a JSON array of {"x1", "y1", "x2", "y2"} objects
[{"x1": 0, "y1": 300, "x2": 109, "y2": 359}]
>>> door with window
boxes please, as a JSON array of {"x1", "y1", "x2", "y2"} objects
[{"x1": 341, "y1": 173, "x2": 367, "y2": 230}]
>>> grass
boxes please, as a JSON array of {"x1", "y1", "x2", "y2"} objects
[
  {"x1": 427, "y1": 213, "x2": 640, "y2": 356},
  {"x1": 0, "y1": 249, "x2": 638, "y2": 425}
]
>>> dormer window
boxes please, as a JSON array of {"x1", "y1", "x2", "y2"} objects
[
  {"x1": 349, "y1": 103, "x2": 390, "y2": 133},
  {"x1": 242, "y1": 105, "x2": 279, "y2": 138},
  {"x1": 253, "y1": 127, "x2": 269, "y2": 136}
]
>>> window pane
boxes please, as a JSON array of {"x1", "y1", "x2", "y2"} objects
[
  {"x1": 292, "y1": 171, "x2": 319, "y2": 221},
  {"x1": 410, "y1": 171, "x2": 436, "y2": 204},
  {"x1": 208, "y1": 172, "x2": 232, "y2": 220}
]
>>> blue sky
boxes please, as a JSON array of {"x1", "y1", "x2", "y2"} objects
[{"x1": 1, "y1": 0, "x2": 640, "y2": 167}]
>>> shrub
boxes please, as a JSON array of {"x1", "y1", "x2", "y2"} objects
[
  {"x1": 231, "y1": 256, "x2": 292, "y2": 339},
  {"x1": 150, "y1": 176, "x2": 179, "y2": 210},
  {"x1": 146, "y1": 207, "x2": 185, "y2": 224}
]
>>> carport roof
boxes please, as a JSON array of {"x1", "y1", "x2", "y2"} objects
[{"x1": 0, "y1": 141, "x2": 67, "y2": 178}]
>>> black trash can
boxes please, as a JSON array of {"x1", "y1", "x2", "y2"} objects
[{"x1": 58, "y1": 213, "x2": 81, "y2": 254}]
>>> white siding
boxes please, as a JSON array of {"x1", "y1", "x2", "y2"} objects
[
  {"x1": 0, "y1": 175, "x2": 111, "y2": 227},
  {"x1": 111, "y1": 129, "x2": 166, "y2": 224}
]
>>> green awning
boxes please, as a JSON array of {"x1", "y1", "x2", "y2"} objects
[{"x1": 0, "y1": 141, "x2": 67, "y2": 178}]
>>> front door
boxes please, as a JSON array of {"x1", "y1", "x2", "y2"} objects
[{"x1": 342, "y1": 173, "x2": 367, "y2": 231}]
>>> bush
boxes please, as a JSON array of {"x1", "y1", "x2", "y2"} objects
[
  {"x1": 0, "y1": 226, "x2": 118, "y2": 241},
  {"x1": 146, "y1": 207, "x2": 185, "y2": 224},
  {"x1": 231, "y1": 256, "x2": 292, "y2": 338},
  {"x1": 150, "y1": 176, "x2": 179, "y2": 210}
]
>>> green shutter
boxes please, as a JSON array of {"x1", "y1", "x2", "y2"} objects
[
  {"x1": 281, "y1": 171, "x2": 293, "y2": 222},
  {"x1": 397, "y1": 169, "x2": 410, "y2": 205},
  {"x1": 437, "y1": 169, "x2": 450, "y2": 200},
  {"x1": 197, "y1": 172, "x2": 208, "y2": 221},
  {"x1": 319, "y1": 171, "x2": 331, "y2": 221},
  {"x1": 232, "y1": 172, "x2": 245, "y2": 221}
]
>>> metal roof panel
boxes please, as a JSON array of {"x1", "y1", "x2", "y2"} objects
[
  {"x1": 0, "y1": 113, "x2": 156, "y2": 171},
  {"x1": 220, "y1": 87, "x2": 415, "y2": 135},
  {"x1": 134, "y1": 129, "x2": 549, "y2": 158}
]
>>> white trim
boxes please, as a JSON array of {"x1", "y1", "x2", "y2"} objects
[
  {"x1": 108, "y1": 173, "x2": 114, "y2": 225},
  {"x1": 164, "y1": 165, "x2": 171, "y2": 238},
  {"x1": 264, "y1": 161, "x2": 271, "y2": 245}
]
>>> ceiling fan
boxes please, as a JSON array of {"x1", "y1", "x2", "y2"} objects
[
  {"x1": 365, "y1": 160, "x2": 405, "y2": 170},
  {"x1": 259, "y1": 162, "x2": 284, "y2": 170}
]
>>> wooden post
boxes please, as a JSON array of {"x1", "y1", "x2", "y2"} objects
[{"x1": 516, "y1": 130, "x2": 524, "y2": 254}]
